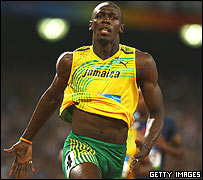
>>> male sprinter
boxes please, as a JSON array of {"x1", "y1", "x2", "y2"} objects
[{"x1": 4, "y1": 1, "x2": 164, "y2": 179}]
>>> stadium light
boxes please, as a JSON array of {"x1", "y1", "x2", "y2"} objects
[
  {"x1": 37, "y1": 18, "x2": 70, "y2": 42},
  {"x1": 180, "y1": 24, "x2": 202, "y2": 48}
]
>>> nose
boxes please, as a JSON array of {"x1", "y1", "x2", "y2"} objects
[{"x1": 102, "y1": 15, "x2": 110, "y2": 24}]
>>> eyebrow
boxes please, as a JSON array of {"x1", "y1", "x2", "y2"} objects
[
  {"x1": 95, "y1": 9, "x2": 120, "y2": 17},
  {"x1": 92, "y1": 6, "x2": 123, "y2": 22},
  {"x1": 96, "y1": 11, "x2": 119, "y2": 16}
]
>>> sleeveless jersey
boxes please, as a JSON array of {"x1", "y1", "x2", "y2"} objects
[{"x1": 59, "y1": 44, "x2": 139, "y2": 128}]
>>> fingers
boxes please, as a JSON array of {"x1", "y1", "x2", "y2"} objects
[
  {"x1": 135, "y1": 139, "x2": 143, "y2": 149},
  {"x1": 132, "y1": 152, "x2": 142, "y2": 160},
  {"x1": 11, "y1": 162, "x2": 34, "y2": 179},
  {"x1": 14, "y1": 161, "x2": 34, "y2": 179},
  {"x1": 9, "y1": 158, "x2": 34, "y2": 179},
  {"x1": 5, "y1": 147, "x2": 17, "y2": 177},
  {"x1": 23, "y1": 164, "x2": 27, "y2": 179},
  {"x1": 15, "y1": 164, "x2": 22, "y2": 179},
  {"x1": 129, "y1": 158, "x2": 139, "y2": 173},
  {"x1": 4, "y1": 147, "x2": 15, "y2": 154},
  {"x1": 9, "y1": 158, "x2": 17, "y2": 177},
  {"x1": 28, "y1": 161, "x2": 35, "y2": 174}
]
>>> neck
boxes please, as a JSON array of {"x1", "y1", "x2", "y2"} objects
[{"x1": 92, "y1": 37, "x2": 120, "y2": 60}]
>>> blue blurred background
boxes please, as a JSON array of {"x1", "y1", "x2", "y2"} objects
[{"x1": 1, "y1": 1, "x2": 202, "y2": 179}]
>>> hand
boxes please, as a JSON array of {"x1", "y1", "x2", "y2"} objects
[
  {"x1": 4, "y1": 141, "x2": 35, "y2": 179},
  {"x1": 129, "y1": 139, "x2": 150, "y2": 173}
]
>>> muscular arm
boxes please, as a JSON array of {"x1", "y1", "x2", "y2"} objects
[
  {"x1": 4, "y1": 52, "x2": 73, "y2": 179},
  {"x1": 21, "y1": 52, "x2": 73, "y2": 141},
  {"x1": 136, "y1": 50, "x2": 165, "y2": 155}
]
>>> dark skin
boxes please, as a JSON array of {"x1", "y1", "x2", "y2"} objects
[
  {"x1": 137, "y1": 91, "x2": 184, "y2": 159},
  {"x1": 4, "y1": 2, "x2": 164, "y2": 179},
  {"x1": 132, "y1": 91, "x2": 184, "y2": 177}
]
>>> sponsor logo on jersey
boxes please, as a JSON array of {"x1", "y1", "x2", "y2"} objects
[{"x1": 82, "y1": 67, "x2": 120, "y2": 78}]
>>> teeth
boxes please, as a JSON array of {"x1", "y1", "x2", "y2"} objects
[
  {"x1": 100, "y1": 28, "x2": 110, "y2": 34},
  {"x1": 101, "y1": 29, "x2": 108, "y2": 32},
  {"x1": 101, "y1": 27, "x2": 110, "y2": 31}
]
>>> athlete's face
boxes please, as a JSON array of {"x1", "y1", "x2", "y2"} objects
[{"x1": 89, "y1": 3, "x2": 124, "y2": 43}]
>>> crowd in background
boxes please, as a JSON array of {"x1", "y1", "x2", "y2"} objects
[{"x1": 1, "y1": 65, "x2": 202, "y2": 178}]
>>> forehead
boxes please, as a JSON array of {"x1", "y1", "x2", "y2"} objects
[{"x1": 93, "y1": 3, "x2": 120, "y2": 16}]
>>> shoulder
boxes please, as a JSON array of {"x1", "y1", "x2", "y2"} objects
[
  {"x1": 56, "y1": 52, "x2": 73, "y2": 68},
  {"x1": 56, "y1": 52, "x2": 73, "y2": 79},
  {"x1": 135, "y1": 49, "x2": 158, "y2": 83},
  {"x1": 136, "y1": 49, "x2": 155, "y2": 68}
]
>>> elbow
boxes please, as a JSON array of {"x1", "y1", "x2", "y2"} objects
[
  {"x1": 45, "y1": 88, "x2": 63, "y2": 106},
  {"x1": 151, "y1": 108, "x2": 165, "y2": 128},
  {"x1": 157, "y1": 107, "x2": 165, "y2": 130}
]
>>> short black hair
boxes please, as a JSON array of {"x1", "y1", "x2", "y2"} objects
[{"x1": 91, "y1": 1, "x2": 123, "y2": 24}]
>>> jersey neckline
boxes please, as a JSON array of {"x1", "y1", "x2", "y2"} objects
[{"x1": 90, "y1": 44, "x2": 122, "y2": 63}]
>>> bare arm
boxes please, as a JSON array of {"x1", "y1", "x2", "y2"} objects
[
  {"x1": 21, "y1": 52, "x2": 73, "y2": 140},
  {"x1": 4, "y1": 52, "x2": 73, "y2": 179},
  {"x1": 130, "y1": 50, "x2": 164, "y2": 171},
  {"x1": 138, "y1": 51, "x2": 164, "y2": 151}
]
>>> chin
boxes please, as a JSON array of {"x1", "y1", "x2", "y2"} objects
[{"x1": 97, "y1": 36, "x2": 113, "y2": 45}]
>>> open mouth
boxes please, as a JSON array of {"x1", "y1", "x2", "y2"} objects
[{"x1": 99, "y1": 27, "x2": 111, "y2": 34}]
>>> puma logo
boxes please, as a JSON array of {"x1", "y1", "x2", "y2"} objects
[{"x1": 119, "y1": 61, "x2": 128, "y2": 68}]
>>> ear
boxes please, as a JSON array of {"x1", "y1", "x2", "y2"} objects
[
  {"x1": 89, "y1": 20, "x2": 93, "y2": 31},
  {"x1": 119, "y1": 24, "x2": 125, "y2": 34}
]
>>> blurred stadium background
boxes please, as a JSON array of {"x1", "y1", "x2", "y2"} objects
[{"x1": 1, "y1": 1, "x2": 202, "y2": 179}]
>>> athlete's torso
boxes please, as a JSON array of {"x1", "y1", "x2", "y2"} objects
[
  {"x1": 72, "y1": 106, "x2": 128, "y2": 144},
  {"x1": 60, "y1": 44, "x2": 139, "y2": 144}
]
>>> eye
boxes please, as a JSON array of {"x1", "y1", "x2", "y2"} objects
[
  {"x1": 113, "y1": 16, "x2": 118, "y2": 20},
  {"x1": 96, "y1": 14, "x2": 102, "y2": 19},
  {"x1": 110, "y1": 15, "x2": 118, "y2": 20}
]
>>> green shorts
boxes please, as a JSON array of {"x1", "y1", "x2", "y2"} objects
[{"x1": 62, "y1": 130, "x2": 127, "y2": 179}]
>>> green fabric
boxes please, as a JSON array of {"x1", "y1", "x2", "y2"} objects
[
  {"x1": 62, "y1": 130, "x2": 127, "y2": 179},
  {"x1": 60, "y1": 105, "x2": 74, "y2": 124}
]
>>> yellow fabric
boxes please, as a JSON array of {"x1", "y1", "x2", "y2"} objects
[
  {"x1": 126, "y1": 125, "x2": 137, "y2": 156},
  {"x1": 59, "y1": 44, "x2": 139, "y2": 128},
  {"x1": 122, "y1": 125, "x2": 137, "y2": 179}
]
